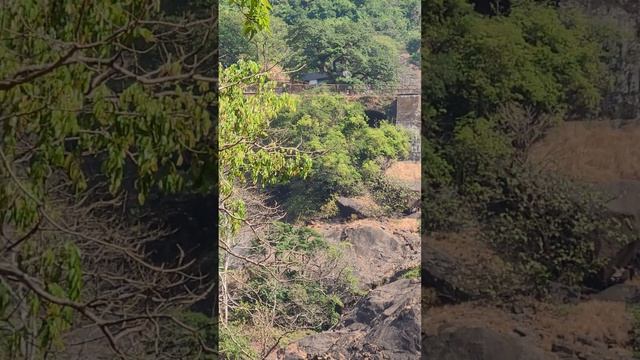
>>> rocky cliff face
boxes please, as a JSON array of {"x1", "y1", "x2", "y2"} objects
[{"x1": 562, "y1": 0, "x2": 640, "y2": 118}]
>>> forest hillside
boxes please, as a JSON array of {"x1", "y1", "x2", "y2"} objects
[{"x1": 423, "y1": 1, "x2": 640, "y2": 359}]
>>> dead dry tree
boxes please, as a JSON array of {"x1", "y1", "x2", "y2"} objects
[
  {"x1": 219, "y1": 188, "x2": 284, "y2": 327},
  {"x1": 0, "y1": 165, "x2": 216, "y2": 359},
  {"x1": 495, "y1": 102, "x2": 559, "y2": 162},
  {"x1": 218, "y1": 188, "x2": 358, "y2": 359}
]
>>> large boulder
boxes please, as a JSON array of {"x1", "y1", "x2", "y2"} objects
[
  {"x1": 422, "y1": 233, "x2": 523, "y2": 302},
  {"x1": 335, "y1": 196, "x2": 382, "y2": 219},
  {"x1": 422, "y1": 241, "x2": 479, "y2": 302},
  {"x1": 550, "y1": 339, "x2": 633, "y2": 360},
  {"x1": 597, "y1": 180, "x2": 640, "y2": 218},
  {"x1": 593, "y1": 283, "x2": 640, "y2": 303},
  {"x1": 345, "y1": 278, "x2": 421, "y2": 357},
  {"x1": 342, "y1": 225, "x2": 405, "y2": 287},
  {"x1": 590, "y1": 180, "x2": 640, "y2": 287},
  {"x1": 315, "y1": 221, "x2": 419, "y2": 289}
]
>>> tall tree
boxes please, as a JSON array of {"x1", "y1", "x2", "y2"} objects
[{"x1": 287, "y1": 17, "x2": 399, "y2": 87}]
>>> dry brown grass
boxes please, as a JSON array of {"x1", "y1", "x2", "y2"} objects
[
  {"x1": 309, "y1": 217, "x2": 419, "y2": 237},
  {"x1": 384, "y1": 160, "x2": 421, "y2": 191},
  {"x1": 423, "y1": 299, "x2": 632, "y2": 353},
  {"x1": 541, "y1": 300, "x2": 632, "y2": 348},
  {"x1": 529, "y1": 120, "x2": 640, "y2": 182}
]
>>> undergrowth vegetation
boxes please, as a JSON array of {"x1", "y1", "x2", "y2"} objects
[{"x1": 220, "y1": 222, "x2": 361, "y2": 356}]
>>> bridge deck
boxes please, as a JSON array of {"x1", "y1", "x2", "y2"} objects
[{"x1": 242, "y1": 82, "x2": 420, "y2": 96}]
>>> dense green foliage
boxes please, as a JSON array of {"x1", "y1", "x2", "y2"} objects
[
  {"x1": 423, "y1": 0, "x2": 614, "y2": 208},
  {"x1": 271, "y1": 93, "x2": 409, "y2": 218},
  {"x1": 286, "y1": 18, "x2": 399, "y2": 86},
  {"x1": 422, "y1": 0, "x2": 628, "y2": 290},
  {"x1": 424, "y1": 0, "x2": 610, "y2": 140},
  {"x1": 220, "y1": 0, "x2": 419, "y2": 86},
  {"x1": 271, "y1": 0, "x2": 419, "y2": 43},
  {"x1": 219, "y1": 8, "x2": 290, "y2": 67},
  {"x1": 218, "y1": 60, "x2": 311, "y2": 237}
]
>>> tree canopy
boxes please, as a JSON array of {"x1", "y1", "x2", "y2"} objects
[{"x1": 220, "y1": 0, "x2": 419, "y2": 87}]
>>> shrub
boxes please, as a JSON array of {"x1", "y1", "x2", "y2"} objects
[
  {"x1": 485, "y1": 168, "x2": 633, "y2": 289},
  {"x1": 366, "y1": 172, "x2": 415, "y2": 215},
  {"x1": 147, "y1": 311, "x2": 219, "y2": 360},
  {"x1": 423, "y1": 185, "x2": 474, "y2": 232},
  {"x1": 219, "y1": 322, "x2": 256, "y2": 360},
  {"x1": 236, "y1": 223, "x2": 358, "y2": 332},
  {"x1": 406, "y1": 35, "x2": 420, "y2": 55},
  {"x1": 402, "y1": 266, "x2": 421, "y2": 279},
  {"x1": 632, "y1": 305, "x2": 640, "y2": 358},
  {"x1": 272, "y1": 94, "x2": 409, "y2": 218},
  {"x1": 450, "y1": 117, "x2": 513, "y2": 202}
]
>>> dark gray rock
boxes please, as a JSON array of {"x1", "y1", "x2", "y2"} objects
[
  {"x1": 335, "y1": 196, "x2": 380, "y2": 218},
  {"x1": 593, "y1": 283, "x2": 640, "y2": 302},
  {"x1": 548, "y1": 282, "x2": 583, "y2": 304},
  {"x1": 551, "y1": 339, "x2": 634, "y2": 360},
  {"x1": 422, "y1": 326, "x2": 555, "y2": 360},
  {"x1": 590, "y1": 180, "x2": 640, "y2": 287},
  {"x1": 281, "y1": 279, "x2": 421, "y2": 359},
  {"x1": 598, "y1": 180, "x2": 640, "y2": 218},
  {"x1": 422, "y1": 241, "x2": 481, "y2": 302},
  {"x1": 340, "y1": 225, "x2": 413, "y2": 288},
  {"x1": 352, "y1": 279, "x2": 421, "y2": 357}
]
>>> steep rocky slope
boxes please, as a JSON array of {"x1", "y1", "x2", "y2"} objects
[{"x1": 272, "y1": 161, "x2": 422, "y2": 359}]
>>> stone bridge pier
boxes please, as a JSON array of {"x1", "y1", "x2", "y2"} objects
[{"x1": 390, "y1": 95, "x2": 421, "y2": 161}]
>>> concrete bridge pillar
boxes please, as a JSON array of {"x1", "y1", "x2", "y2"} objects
[{"x1": 391, "y1": 95, "x2": 421, "y2": 161}]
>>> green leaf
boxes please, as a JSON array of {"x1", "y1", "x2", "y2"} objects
[{"x1": 138, "y1": 27, "x2": 156, "y2": 42}]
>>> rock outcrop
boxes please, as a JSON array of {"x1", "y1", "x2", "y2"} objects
[
  {"x1": 593, "y1": 283, "x2": 640, "y2": 302},
  {"x1": 273, "y1": 161, "x2": 421, "y2": 358},
  {"x1": 422, "y1": 232, "x2": 524, "y2": 303},
  {"x1": 312, "y1": 219, "x2": 420, "y2": 289},
  {"x1": 278, "y1": 278, "x2": 420, "y2": 360},
  {"x1": 335, "y1": 196, "x2": 382, "y2": 218}
]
